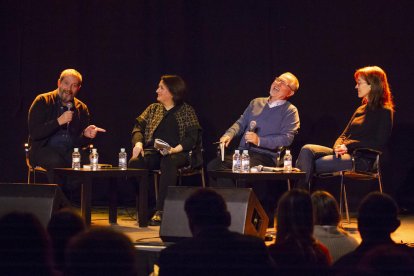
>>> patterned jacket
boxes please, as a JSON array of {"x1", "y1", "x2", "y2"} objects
[{"x1": 131, "y1": 103, "x2": 201, "y2": 151}]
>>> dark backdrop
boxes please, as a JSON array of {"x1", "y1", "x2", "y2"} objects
[{"x1": 1, "y1": 0, "x2": 413, "y2": 206}]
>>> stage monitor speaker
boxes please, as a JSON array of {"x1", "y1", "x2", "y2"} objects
[
  {"x1": 0, "y1": 183, "x2": 70, "y2": 227},
  {"x1": 160, "y1": 187, "x2": 269, "y2": 242}
]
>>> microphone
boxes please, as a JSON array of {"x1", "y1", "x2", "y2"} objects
[
  {"x1": 66, "y1": 102, "x2": 73, "y2": 134},
  {"x1": 245, "y1": 120, "x2": 257, "y2": 146},
  {"x1": 256, "y1": 165, "x2": 278, "y2": 172},
  {"x1": 249, "y1": 120, "x2": 257, "y2": 132}
]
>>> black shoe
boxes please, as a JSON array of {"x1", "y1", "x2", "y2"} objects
[{"x1": 149, "y1": 211, "x2": 163, "y2": 226}]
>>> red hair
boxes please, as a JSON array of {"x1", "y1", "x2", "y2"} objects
[{"x1": 354, "y1": 66, "x2": 394, "y2": 111}]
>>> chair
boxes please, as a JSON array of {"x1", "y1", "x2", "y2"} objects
[
  {"x1": 314, "y1": 148, "x2": 383, "y2": 223},
  {"x1": 153, "y1": 140, "x2": 206, "y2": 201},
  {"x1": 24, "y1": 143, "x2": 47, "y2": 184}
]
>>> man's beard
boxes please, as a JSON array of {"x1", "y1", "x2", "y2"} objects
[{"x1": 59, "y1": 88, "x2": 73, "y2": 101}]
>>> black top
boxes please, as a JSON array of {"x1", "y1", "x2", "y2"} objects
[
  {"x1": 334, "y1": 105, "x2": 393, "y2": 152},
  {"x1": 153, "y1": 106, "x2": 180, "y2": 148}
]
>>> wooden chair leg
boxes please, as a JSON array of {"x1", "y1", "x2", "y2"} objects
[
  {"x1": 201, "y1": 168, "x2": 206, "y2": 188},
  {"x1": 339, "y1": 172, "x2": 350, "y2": 223},
  {"x1": 178, "y1": 171, "x2": 183, "y2": 186},
  {"x1": 343, "y1": 183, "x2": 350, "y2": 223},
  {"x1": 153, "y1": 173, "x2": 159, "y2": 201},
  {"x1": 378, "y1": 171, "x2": 383, "y2": 193}
]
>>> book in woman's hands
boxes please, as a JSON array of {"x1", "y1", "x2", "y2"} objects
[{"x1": 154, "y1": 138, "x2": 171, "y2": 151}]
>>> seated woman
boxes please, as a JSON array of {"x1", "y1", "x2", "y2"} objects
[
  {"x1": 129, "y1": 75, "x2": 201, "y2": 226},
  {"x1": 296, "y1": 66, "x2": 394, "y2": 188},
  {"x1": 268, "y1": 189, "x2": 332, "y2": 275},
  {"x1": 311, "y1": 190, "x2": 359, "y2": 262}
]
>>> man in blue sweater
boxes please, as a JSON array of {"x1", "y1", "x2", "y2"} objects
[{"x1": 208, "y1": 72, "x2": 300, "y2": 187}]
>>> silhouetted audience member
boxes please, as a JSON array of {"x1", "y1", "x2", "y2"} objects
[
  {"x1": 311, "y1": 191, "x2": 359, "y2": 262},
  {"x1": 158, "y1": 188, "x2": 275, "y2": 275},
  {"x1": 268, "y1": 189, "x2": 332, "y2": 275},
  {"x1": 356, "y1": 244, "x2": 414, "y2": 275},
  {"x1": 333, "y1": 192, "x2": 413, "y2": 275},
  {"x1": 65, "y1": 227, "x2": 138, "y2": 276},
  {"x1": 47, "y1": 208, "x2": 86, "y2": 272},
  {"x1": 0, "y1": 212, "x2": 55, "y2": 276}
]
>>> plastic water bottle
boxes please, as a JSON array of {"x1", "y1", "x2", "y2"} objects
[
  {"x1": 89, "y1": 148, "x2": 99, "y2": 171},
  {"x1": 283, "y1": 149, "x2": 292, "y2": 172},
  {"x1": 241, "y1": 150, "x2": 250, "y2": 173},
  {"x1": 72, "y1": 148, "x2": 81, "y2": 170},
  {"x1": 119, "y1": 148, "x2": 127, "y2": 170},
  {"x1": 232, "y1": 150, "x2": 241, "y2": 173}
]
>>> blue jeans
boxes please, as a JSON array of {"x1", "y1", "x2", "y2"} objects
[{"x1": 295, "y1": 144, "x2": 352, "y2": 189}]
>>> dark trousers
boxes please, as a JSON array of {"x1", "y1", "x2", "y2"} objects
[
  {"x1": 30, "y1": 146, "x2": 88, "y2": 194},
  {"x1": 129, "y1": 151, "x2": 188, "y2": 211},
  {"x1": 295, "y1": 144, "x2": 352, "y2": 189}
]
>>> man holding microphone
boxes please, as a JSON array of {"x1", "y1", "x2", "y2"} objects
[{"x1": 28, "y1": 69, "x2": 105, "y2": 186}]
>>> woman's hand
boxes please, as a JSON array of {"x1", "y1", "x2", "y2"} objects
[
  {"x1": 334, "y1": 144, "x2": 348, "y2": 157},
  {"x1": 160, "y1": 145, "x2": 183, "y2": 156},
  {"x1": 132, "y1": 142, "x2": 144, "y2": 159},
  {"x1": 168, "y1": 145, "x2": 183, "y2": 155}
]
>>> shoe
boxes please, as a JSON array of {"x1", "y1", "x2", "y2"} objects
[{"x1": 149, "y1": 210, "x2": 163, "y2": 226}]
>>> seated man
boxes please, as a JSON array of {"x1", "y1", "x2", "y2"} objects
[
  {"x1": 28, "y1": 69, "x2": 105, "y2": 187},
  {"x1": 207, "y1": 72, "x2": 300, "y2": 187},
  {"x1": 157, "y1": 188, "x2": 275, "y2": 275}
]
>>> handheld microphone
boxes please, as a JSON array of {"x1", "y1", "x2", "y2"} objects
[
  {"x1": 249, "y1": 120, "x2": 257, "y2": 132},
  {"x1": 66, "y1": 102, "x2": 73, "y2": 133},
  {"x1": 245, "y1": 120, "x2": 257, "y2": 146},
  {"x1": 256, "y1": 165, "x2": 278, "y2": 172}
]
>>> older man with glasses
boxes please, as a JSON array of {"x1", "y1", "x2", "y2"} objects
[{"x1": 207, "y1": 72, "x2": 300, "y2": 188}]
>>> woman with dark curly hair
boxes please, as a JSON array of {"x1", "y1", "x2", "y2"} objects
[{"x1": 129, "y1": 75, "x2": 202, "y2": 225}]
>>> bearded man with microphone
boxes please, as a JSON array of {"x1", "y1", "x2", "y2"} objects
[
  {"x1": 207, "y1": 72, "x2": 300, "y2": 188},
  {"x1": 28, "y1": 69, "x2": 106, "y2": 187}
]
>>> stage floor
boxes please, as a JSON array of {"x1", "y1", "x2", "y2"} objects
[{"x1": 86, "y1": 206, "x2": 414, "y2": 247}]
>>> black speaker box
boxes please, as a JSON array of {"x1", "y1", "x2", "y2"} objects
[
  {"x1": 160, "y1": 187, "x2": 269, "y2": 242},
  {"x1": 0, "y1": 183, "x2": 70, "y2": 227}
]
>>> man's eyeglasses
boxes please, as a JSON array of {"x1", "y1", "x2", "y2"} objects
[{"x1": 274, "y1": 78, "x2": 294, "y2": 91}]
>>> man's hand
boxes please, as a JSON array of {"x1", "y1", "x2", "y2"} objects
[
  {"x1": 220, "y1": 135, "x2": 232, "y2": 147},
  {"x1": 245, "y1": 131, "x2": 259, "y2": 146},
  {"x1": 132, "y1": 142, "x2": 144, "y2": 159},
  {"x1": 83, "y1": 125, "x2": 106, "y2": 138},
  {"x1": 57, "y1": 111, "x2": 73, "y2": 125}
]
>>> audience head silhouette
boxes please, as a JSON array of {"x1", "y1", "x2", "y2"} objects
[
  {"x1": 0, "y1": 212, "x2": 53, "y2": 276},
  {"x1": 311, "y1": 190, "x2": 341, "y2": 226},
  {"x1": 47, "y1": 208, "x2": 86, "y2": 272},
  {"x1": 184, "y1": 188, "x2": 231, "y2": 235},
  {"x1": 357, "y1": 192, "x2": 400, "y2": 241},
  {"x1": 65, "y1": 227, "x2": 137, "y2": 276},
  {"x1": 276, "y1": 189, "x2": 314, "y2": 243}
]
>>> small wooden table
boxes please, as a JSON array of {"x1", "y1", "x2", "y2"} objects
[
  {"x1": 208, "y1": 169, "x2": 306, "y2": 190},
  {"x1": 54, "y1": 168, "x2": 148, "y2": 227}
]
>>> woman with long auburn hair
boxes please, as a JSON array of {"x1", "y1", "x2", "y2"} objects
[{"x1": 295, "y1": 66, "x2": 394, "y2": 188}]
